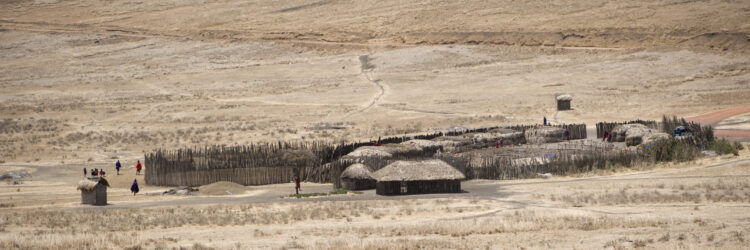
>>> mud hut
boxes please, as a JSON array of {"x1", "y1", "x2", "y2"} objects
[
  {"x1": 372, "y1": 159, "x2": 465, "y2": 195},
  {"x1": 556, "y1": 94, "x2": 572, "y2": 110},
  {"x1": 77, "y1": 177, "x2": 109, "y2": 206},
  {"x1": 612, "y1": 124, "x2": 649, "y2": 144},
  {"x1": 340, "y1": 163, "x2": 376, "y2": 190}
]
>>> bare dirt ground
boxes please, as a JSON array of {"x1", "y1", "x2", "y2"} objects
[{"x1": 1, "y1": 1, "x2": 750, "y2": 249}]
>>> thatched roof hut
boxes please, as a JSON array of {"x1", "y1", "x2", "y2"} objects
[
  {"x1": 556, "y1": 94, "x2": 572, "y2": 110},
  {"x1": 77, "y1": 177, "x2": 109, "y2": 206},
  {"x1": 373, "y1": 159, "x2": 465, "y2": 182},
  {"x1": 612, "y1": 124, "x2": 649, "y2": 144},
  {"x1": 340, "y1": 163, "x2": 376, "y2": 190},
  {"x1": 373, "y1": 160, "x2": 465, "y2": 195}
]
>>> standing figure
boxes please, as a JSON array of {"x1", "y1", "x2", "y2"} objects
[
  {"x1": 93, "y1": 168, "x2": 99, "y2": 176},
  {"x1": 543, "y1": 116, "x2": 547, "y2": 126},
  {"x1": 500, "y1": 138, "x2": 504, "y2": 148},
  {"x1": 115, "y1": 160, "x2": 121, "y2": 175},
  {"x1": 130, "y1": 179, "x2": 139, "y2": 196},
  {"x1": 294, "y1": 175, "x2": 301, "y2": 194},
  {"x1": 100, "y1": 170, "x2": 106, "y2": 177},
  {"x1": 135, "y1": 160, "x2": 142, "y2": 175},
  {"x1": 602, "y1": 131, "x2": 609, "y2": 142},
  {"x1": 83, "y1": 168, "x2": 87, "y2": 177},
  {"x1": 564, "y1": 129, "x2": 570, "y2": 141}
]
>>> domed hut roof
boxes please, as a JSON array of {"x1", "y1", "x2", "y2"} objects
[
  {"x1": 372, "y1": 159, "x2": 465, "y2": 182},
  {"x1": 340, "y1": 163, "x2": 375, "y2": 180}
]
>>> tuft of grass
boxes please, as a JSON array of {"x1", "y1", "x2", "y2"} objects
[{"x1": 287, "y1": 189, "x2": 358, "y2": 199}]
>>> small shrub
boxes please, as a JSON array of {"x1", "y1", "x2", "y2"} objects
[
  {"x1": 734, "y1": 141, "x2": 745, "y2": 150},
  {"x1": 709, "y1": 138, "x2": 738, "y2": 156},
  {"x1": 645, "y1": 139, "x2": 698, "y2": 162},
  {"x1": 658, "y1": 233, "x2": 670, "y2": 242}
]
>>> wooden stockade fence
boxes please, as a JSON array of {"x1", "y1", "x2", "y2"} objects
[
  {"x1": 145, "y1": 126, "x2": 500, "y2": 186},
  {"x1": 146, "y1": 123, "x2": 589, "y2": 187},
  {"x1": 330, "y1": 148, "x2": 643, "y2": 188}
]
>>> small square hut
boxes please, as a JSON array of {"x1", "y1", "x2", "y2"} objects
[
  {"x1": 77, "y1": 177, "x2": 109, "y2": 206},
  {"x1": 556, "y1": 94, "x2": 572, "y2": 110},
  {"x1": 372, "y1": 159, "x2": 465, "y2": 195}
]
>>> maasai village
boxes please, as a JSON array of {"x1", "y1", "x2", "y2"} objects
[{"x1": 1, "y1": 0, "x2": 750, "y2": 249}]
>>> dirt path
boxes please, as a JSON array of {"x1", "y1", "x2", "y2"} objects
[
  {"x1": 686, "y1": 105, "x2": 750, "y2": 125},
  {"x1": 685, "y1": 105, "x2": 750, "y2": 140}
]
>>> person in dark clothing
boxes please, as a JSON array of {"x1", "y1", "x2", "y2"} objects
[
  {"x1": 115, "y1": 160, "x2": 121, "y2": 175},
  {"x1": 294, "y1": 175, "x2": 301, "y2": 194},
  {"x1": 602, "y1": 131, "x2": 609, "y2": 142},
  {"x1": 543, "y1": 117, "x2": 547, "y2": 126},
  {"x1": 93, "y1": 168, "x2": 99, "y2": 176},
  {"x1": 136, "y1": 160, "x2": 142, "y2": 175},
  {"x1": 83, "y1": 168, "x2": 87, "y2": 177},
  {"x1": 100, "y1": 170, "x2": 106, "y2": 177},
  {"x1": 131, "y1": 179, "x2": 139, "y2": 195},
  {"x1": 90, "y1": 169, "x2": 95, "y2": 176},
  {"x1": 564, "y1": 129, "x2": 570, "y2": 140}
]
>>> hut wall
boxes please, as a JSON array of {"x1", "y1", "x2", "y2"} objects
[
  {"x1": 341, "y1": 178, "x2": 376, "y2": 190},
  {"x1": 376, "y1": 181, "x2": 401, "y2": 195},
  {"x1": 81, "y1": 190, "x2": 96, "y2": 205},
  {"x1": 95, "y1": 185, "x2": 107, "y2": 206},
  {"x1": 406, "y1": 180, "x2": 461, "y2": 194},
  {"x1": 376, "y1": 180, "x2": 461, "y2": 195},
  {"x1": 557, "y1": 100, "x2": 571, "y2": 110}
]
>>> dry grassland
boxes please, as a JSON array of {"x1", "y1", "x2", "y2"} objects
[
  {"x1": 1, "y1": 197, "x2": 748, "y2": 249},
  {"x1": 2, "y1": 155, "x2": 750, "y2": 249}
]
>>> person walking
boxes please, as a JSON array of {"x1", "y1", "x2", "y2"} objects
[
  {"x1": 130, "y1": 179, "x2": 139, "y2": 196},
  {"x1": 294, "y1": 175, "x2": 301, "y2": 194},
  {"x1": 135, "y1": 160, "x2": 142, "y2": 175},
  {"x1": 115, "y1": 160, "x2": 121, "y2": 175}
]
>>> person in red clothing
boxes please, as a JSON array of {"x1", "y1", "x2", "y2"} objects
[
  {"x1": 93, "y1": 168, "x2": 99, "y2": 176},
  {"x1": 294, "y1": 175, "x2": 301, "y2": 194},
  {"x1": 136, "y1": 160, "x2": 142, "y2": 175}
]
